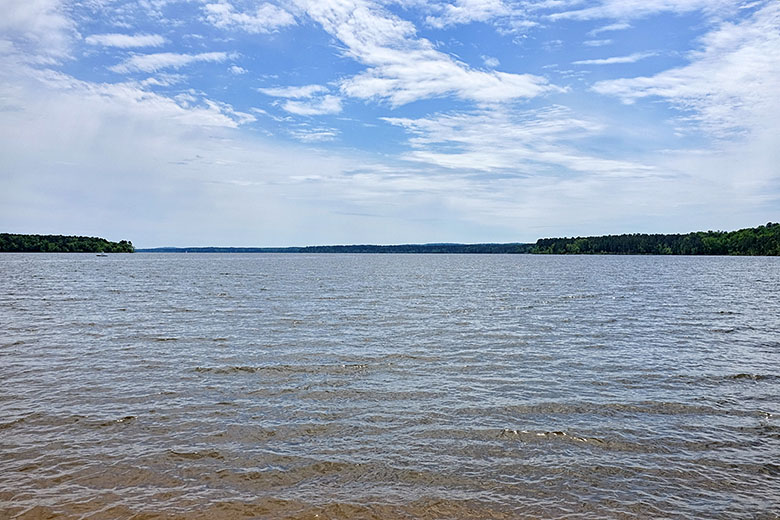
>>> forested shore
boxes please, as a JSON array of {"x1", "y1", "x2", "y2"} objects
[
  {"x1": 4, "y1": 223, "x2": 778, "y2": 255},
  {"x1": 531, "y1": 223, "x2": 779, "y2": 255},
  {"x1": 0, "y1": 234, "x2": 134, "y2": 253},
  {"x1": 140, "y1": 223, "x2": 779, "y2": 255}
]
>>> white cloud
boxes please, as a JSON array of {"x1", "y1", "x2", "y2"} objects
[
  {"x1": 573, "y1": 51, "x2": 656, "y2": 65},
  {"x1": 110, "y1": 52, "x2": 230, "y2": 73},
  {"x1": 258, "y1": 84, "x2": 329, "y2": 98},
  {"x1": 84, "y1": 33, "x2": 165, "y2": 48},
  {"x1": 282, "y1": 95, "x2": 343, "y2": 115},
  {"x1": 482, "y1": 55, "x2": 500, "y2": 67},
  {"x1": 257, "y1": 84, "x2": 342, "y2": 115},
  {"x1": 0, "y1": 58, "x2": 361, "y2": 246},
  {"x1": 0, "y1": 0, "x2": 75, "y2": 59},
  {"x1": 382, "y1": 106, "x2": 654, "y2": 176},
  {"x1": 289, "y1": 127, "x2": 340, "y2": 142},
  {"x1": 204, "y1": 2, "x2": 296, "y2": 33},
  {"x1": 583, "y1": 39, "x2": 612, "y2": 47},
  {"x1": 376, "y1": 100, "x2": 777, "y2": 236},
  {"x1": 2, "y1": 0, "x2": 775, "y2": 245},
  {"x1": 203, "y1": 99, "x2": 256, "y2": 125},
  {"x1": 390, "y1": 0, "x2": 537, "y2": 32},
  {"x1": 19, "y1": 70, "x2": 252, "y2": 128},
  {"x1": 549, "y1": 0, "x2": 738, "y2": 21},
  {"x1": 3, "y1": 57, "x2": 512, "y2": 246},
  {"x1": 297, "y1": 0, "x2": 557, "y2": 106},
  {"x1": 140, "y1": 73, "x2": 186, "y2": 87},
  {"x1": 424, "y1": 0, "x2": 509, "y2": 28},
  {"x1": 588, "y1": 22, "x2": 631, "y2": 35},
  {"x1": 592, "y1": 2, "x2": 780, "y2": 137},
  {"x1": 229, "y1": 65, "x2": 247, "y2": 75}
]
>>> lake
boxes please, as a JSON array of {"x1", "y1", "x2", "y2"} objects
[{"x1": 1, "y1": 253, "x2": 778, "y2": 519}]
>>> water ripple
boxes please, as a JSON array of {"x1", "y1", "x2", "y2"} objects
[{"x1": 1, "y1": 253, "x2": 778, "y2": 519}]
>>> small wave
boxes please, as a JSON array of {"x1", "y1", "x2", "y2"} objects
[
  {"x1": 195, "y1": 366, "x2": 262, "y2": 374},
  {"x1": 278, "y1": 318, "x2": 306, "y2": 325},
  {"x1": 194, "y1": 363, "x2": 371, "y2": 376},
  {"x1": 1, "y1": 413, "x2": 94, "y2": 430},
  {"x1": 607, "y1": 401, "x2": 730, "y2": 416},
  {"x1": 560, "y1": 293, "x2": 598, "y2": 300},
  {"x1": 492, "y1": 400, "x2": 730, "y2": 418},
  {"x1": 168, "y1": 449, "x2": 224, "y2": 461},
  {"x1": 341, "y1": 363, "x2": 369, "y2": 370},
  {"x1": 730, "y1": 373, "x2": 776, "y2": 381},
  {"x1": 0, "y1": 416, "x2": 30, "y2": 430},
  {"x1": 99, "y1": 415, "x2": 136, "y2": 427},
  {"x1": 739, "y1": 422, "x2": 780, "y2": 440},
  {"x1": 499, "y1": 428, "x2": 605, "y2": 444},
  {"x1": 710, "y1": 327, "x2": 736, "y2": 333},
  {"x1": 760, "y1": 463, "x2": 780, "y2": 476},
  {"x1": 495, "y1": 428, "x2": 675, "y2": 453}
]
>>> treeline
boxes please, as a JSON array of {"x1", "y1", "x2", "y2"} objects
[
  {"x1": 138, "y1": 243, "x2": 534, "y2": 254},
  {"x1": 16, "y1": 223, "x2": 775, "y2": 255},
  {"x1": 531, "y1": 223, "x2": 780, "y2": 255},
  {"x1": 0, "y1": 234, "x2": 135, "y2": 253}
]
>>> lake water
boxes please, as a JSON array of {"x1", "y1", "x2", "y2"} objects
[{"x1": 1, "y1": 253, "x2": 778, "y2": 519}]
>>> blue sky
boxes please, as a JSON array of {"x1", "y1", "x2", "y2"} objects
[{"x1": 1, "y1": 0, "x2": 778, "y2": 247}]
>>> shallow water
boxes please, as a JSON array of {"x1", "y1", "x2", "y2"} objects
[{"x1": 1, "y1": 253, "x2": 778, "y2": 519}]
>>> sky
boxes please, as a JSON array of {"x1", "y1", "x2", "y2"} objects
[{"x1": 0, "y1": 0, "x2": 778, "y2": 247}]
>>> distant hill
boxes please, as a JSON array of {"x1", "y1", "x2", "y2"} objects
[
  {"x1": 137, "y1": 223, "x2": 780, "y2": 256},
  {"x1": 531, "y1": 222, "x2": 780, "y2": 256},
  {"x1": 0, "y1": 234, "x2": 134, "y2": 253},
  {"x1": 136, "y1": 243, "x2": 534, "y2": 254}
]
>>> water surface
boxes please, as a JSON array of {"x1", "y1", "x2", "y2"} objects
[{"x1": 1, "y1": 253, "x2": 778, "y2": 518}]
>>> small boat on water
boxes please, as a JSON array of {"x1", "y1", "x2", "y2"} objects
[{"x1": 96, "y1": 253, "x2": 108, "y2": 257}]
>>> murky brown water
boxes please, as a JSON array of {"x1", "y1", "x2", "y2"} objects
[{"x1": 1, "y1": 253, "x2": 778, "y2": 519}]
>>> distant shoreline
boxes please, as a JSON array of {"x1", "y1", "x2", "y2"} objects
[
  {"x1": 135, "y1": 244, "x2": 533, "y2": 254},
  {"x1": 136, "y1": 222, "x2": 780, "y2": 256},
  {"x1": 2, "y1": 223, "x2": 778, "y2": 255}
]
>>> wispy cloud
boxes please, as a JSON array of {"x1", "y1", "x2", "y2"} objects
[
  {"x1": 482, "y1": 55, "x2": 500, "y2": 67},
  {"x1": 258, "y1": 84, "x2": 329, "y2": 98},
  {"x1": 258, "y1": 84, "x2": 342, "y2": 115},
  {"x1": 289, "y1": 126, "x2": 340, "y2": 142},
  {"x1": 1, "y1": 0, "x2": 76, "y2": 59},
  {"x1": 203, "y1": 1, "x2": 296, "y2": 33},
  {"x1": 297, "y1": 0, "x2": 558, "y2": 106},
  {"x1": 549, "y1": 0, "x2": 738, "y2": 21},
  {"x1": 110, "y1": 52, "x2": 230, "y2": 73},
  {"x1": 424, "y1": 0, "x2": 509, "y2": 28},
  {"x1": 140, "y1": 73, "x2": 186, "y2": 87},
  {"x1": 382, "y1": 105, "x2": 654, "y2": 176},
  {"x1": 593, "y1": 2, "x2": 780, "y2": 137},
  {"x1": 573, "y1": 51, "x2": 657, "y2": 65},
  {"x1": 588, "y1": 22, "x2": 631, "y2": 35},
  {"x1": 583, "y1": 39, "x2": 612, "y2": 47},
  {"x1": 282, "y1": 95, "x2": 343, "y2": 116},
  {"x1": 84, "y1": 33, "x2": 165, "y2": 48}
]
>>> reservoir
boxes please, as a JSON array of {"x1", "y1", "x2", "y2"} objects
[{"x1": 1, "y1": 253, "x2": 778, "y2": 518}]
